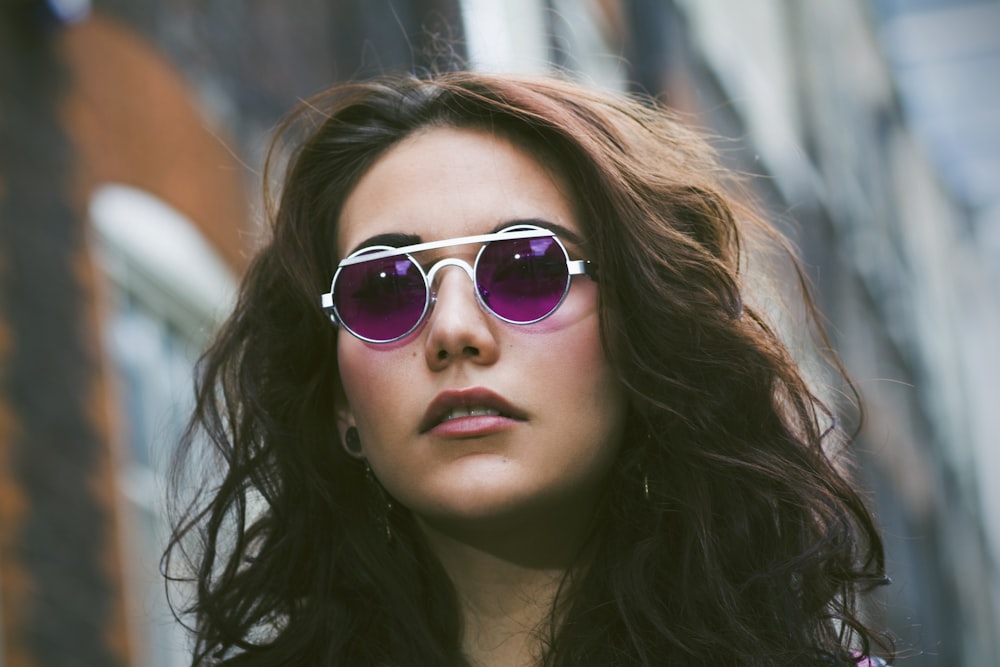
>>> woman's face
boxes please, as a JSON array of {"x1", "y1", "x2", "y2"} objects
[{"x1": 335, "y1": 126, "x2": 626, "y2": 533}]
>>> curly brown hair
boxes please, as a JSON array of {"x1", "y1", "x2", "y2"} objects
[{"x1": 165, "y1": 71, "x2": 892, "y2": 666}]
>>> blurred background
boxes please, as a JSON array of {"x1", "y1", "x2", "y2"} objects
[{"x1": 0, "y1": 0, "x2": 997, "y2": 665}]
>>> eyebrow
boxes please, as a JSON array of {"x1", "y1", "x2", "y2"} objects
[
  {"x1": 346, "y1": 232, "x2": 421, "y2": 257},
  {"x1": 345, "y1": 218, "x2": 584, "y2": 258}
]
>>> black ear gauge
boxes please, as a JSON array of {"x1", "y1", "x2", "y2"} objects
[{"x1": 344, "y1": 426, "x2": 363, "y2": 456}]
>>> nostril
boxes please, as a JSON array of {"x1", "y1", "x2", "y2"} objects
[{"x1": 435, "y1": 344, "x2": 480, "y2": 361}]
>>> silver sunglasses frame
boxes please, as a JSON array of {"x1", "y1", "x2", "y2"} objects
[{"x1": 320, "y1": 224, "x2": 593, "y2": 344}]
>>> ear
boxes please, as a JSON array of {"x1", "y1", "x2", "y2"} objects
[{"x1": 336, "y1": 401, "x2": 364, "y2": 459}]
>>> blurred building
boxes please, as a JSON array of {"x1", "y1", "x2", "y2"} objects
[{"x1": 0, "y1": 1, "x2": 995, "y2": 665}]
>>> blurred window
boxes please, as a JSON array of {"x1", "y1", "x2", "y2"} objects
[{"x1": 90, "y1": 183, "x2": 236, "y2": 667}]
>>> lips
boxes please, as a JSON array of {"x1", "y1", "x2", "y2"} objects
[{"x1": 419, "y1": 387, "x2": 526, "y2": 433}]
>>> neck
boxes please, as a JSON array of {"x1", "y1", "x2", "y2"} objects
[{"x1": 416, "y1": 507, "x2": 597, "y2": 667}]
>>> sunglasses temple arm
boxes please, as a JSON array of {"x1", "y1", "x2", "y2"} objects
[
  {"x1": 569, "y1": 259, "x2": 598, "y2": 281},
  {"x1": 320, "y1": 292, "x2": 341, "y2": 325}
]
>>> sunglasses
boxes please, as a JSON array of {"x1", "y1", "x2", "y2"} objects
[{"x1": 321, "y1": 224, "x2": 595, "y2": 343}]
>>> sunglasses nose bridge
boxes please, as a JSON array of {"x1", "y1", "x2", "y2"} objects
[
  {"x1": 424, "y1": 258, "x2": 484, "y2": 323},
  {"x1": 425, "y1": 257, "x2": 476, "y2": 297}
]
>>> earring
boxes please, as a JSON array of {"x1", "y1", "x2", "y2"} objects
[
  {"x1": 344, "y1": 426, "x2": 363, "y2": 456},
  {"x1": 364, "y1": 460, "x2": 393, "y2": 542}
]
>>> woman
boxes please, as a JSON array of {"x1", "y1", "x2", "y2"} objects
[{"x1": 166, "y1": 71, "x2": 893, "y2": 666}]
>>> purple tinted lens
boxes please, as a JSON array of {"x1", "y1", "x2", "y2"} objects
[
  {"x1": 477, "y1": 236, "x2": 569, "y2": 322},
  {"x1": 334, "y1": 255, "x2": 427, "y2": 341}
]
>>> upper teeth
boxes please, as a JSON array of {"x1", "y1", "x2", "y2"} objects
[{"x1": 441, "y1": 406, "x2": 501, "y2": 422}]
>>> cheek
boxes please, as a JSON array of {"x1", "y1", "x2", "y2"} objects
[
  {"x1": 526, "y1": 299, "x2": 624, "y2": 436},
  {"x1": 538, "y1": 285, "x2": 616, "y2": 391},
  {"x1": 564, "y1": 333, "x2": 623, "y2": 431},
  {"x1": 337, "y1": 339, "x2": 407, "y2": 425},
  {"x1": 518, "y1": 321, "x2": 626, "y2": 499}
]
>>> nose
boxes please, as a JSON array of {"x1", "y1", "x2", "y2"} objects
[{"x1": 423, "y1": 262, "x2": 500, "y2": 369}]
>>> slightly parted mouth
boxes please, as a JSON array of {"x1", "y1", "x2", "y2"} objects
[{"x1": 418, "y1": 387, "x2": 526, "y2": 433}]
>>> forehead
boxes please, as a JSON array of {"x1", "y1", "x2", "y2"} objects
[{"x1": 336, "y1": 126, "x2": 581, "y2": 257}]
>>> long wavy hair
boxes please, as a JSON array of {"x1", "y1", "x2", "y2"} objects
[{"x1": 165, "y1": 71, "x2": 892, "y2": 666}]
